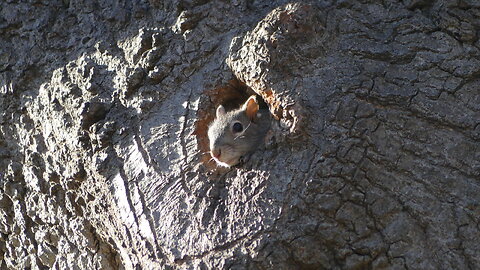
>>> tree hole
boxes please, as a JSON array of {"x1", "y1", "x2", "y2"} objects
[{"x1": 194, "y1": 78, "x2": 270, "y2": 170}]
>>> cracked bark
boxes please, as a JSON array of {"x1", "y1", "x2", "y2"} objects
[{"x1": 0, "y1": 0, "x2": 479, "y2": 269}]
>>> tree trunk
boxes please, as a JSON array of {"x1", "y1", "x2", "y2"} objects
[{"x1": 1, "y1": 0, "x2": 479, "y2": 269}]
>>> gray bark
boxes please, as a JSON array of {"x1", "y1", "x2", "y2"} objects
[{"x1": 1, "y1": 0, "x2": 479, "y2": 269}]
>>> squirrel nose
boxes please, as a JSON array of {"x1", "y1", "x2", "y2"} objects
[{"x1": 211, "y1": 148, "x2": 221, "y2": 159}]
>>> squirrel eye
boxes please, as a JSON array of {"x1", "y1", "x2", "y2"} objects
[{"x1": 232, "y1": 122, "x2": 243, "y2": 133}]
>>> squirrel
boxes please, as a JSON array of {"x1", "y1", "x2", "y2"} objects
[{"x1": 207, "y1": 95, "x2": 271, "y2": 167}]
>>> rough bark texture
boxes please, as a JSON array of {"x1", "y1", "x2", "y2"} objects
[{"x1": 1, "y1": 0, "x2": 479, "y2": 269}]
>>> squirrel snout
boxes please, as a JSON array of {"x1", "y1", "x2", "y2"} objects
[{"x1": 211, "y1": 148, "x2": 221, "y2": 159}]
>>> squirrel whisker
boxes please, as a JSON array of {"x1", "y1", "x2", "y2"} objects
[{"x1": 234, "y1": 121, "x2": 252, "y2": 141}]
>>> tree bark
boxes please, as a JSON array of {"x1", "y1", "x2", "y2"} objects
[{"x1": 0, "y1": 0, "x2": 479, "y2": 269}]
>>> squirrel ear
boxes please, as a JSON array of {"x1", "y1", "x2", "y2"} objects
[
  {"x1": 216, "y1": 105, "x2": 226, "y2": 118},
  {"x1": 243, "y1": 96, "x2": 259, "y2": 121}
]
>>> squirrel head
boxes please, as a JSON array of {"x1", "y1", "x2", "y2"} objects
[{"x1": 207, "y1": 96, "x2": 269, "y2": 167}]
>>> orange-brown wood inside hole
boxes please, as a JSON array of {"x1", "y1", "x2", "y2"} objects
[{"x1": 261, "y1": 89, "x2": 282, "y2": 120}]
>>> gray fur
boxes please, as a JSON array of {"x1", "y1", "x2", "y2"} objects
[{"x1": 208, "y1": 102, "x2": 270, "y2": 167}]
